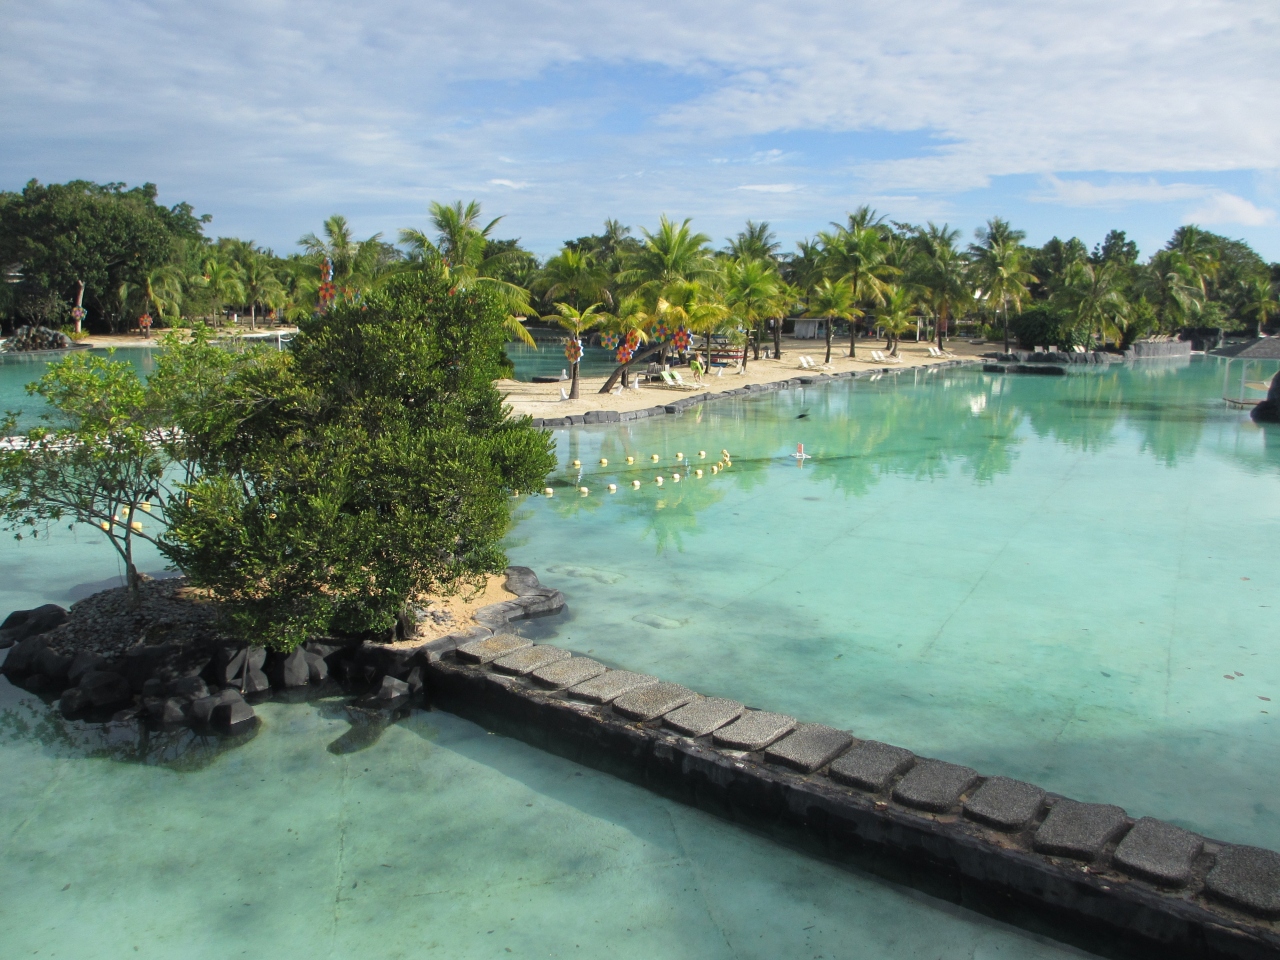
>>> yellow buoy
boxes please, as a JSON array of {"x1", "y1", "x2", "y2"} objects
[
  {"x1": 695, "y1": 469, "x2": 703, "y2": 478},
  {"x1": 599, "y1": 458, "x2": 608, "y2": 466},
  {"x1": 655, "y1": 476, "x2": 664, "y2": 485},
  {"x1": 544, "y1": 487, "x2": 554, "y2": 497},
  {"x1": 711, "y1": 465, "x2": 719, "y2": 474},
  {"x1": 608, "y1": 484, "x2": 617, "y2": 493},
  {"x1": 130, "y1": 521, "x2": 143, "y2": 532},
  {"x1": 579, "y1": 486, "x2": 589, "y2": 496},
  {"x1": 699, "y1": 450, "x2": 706, "y2": 458},
  {"x1": 676, "y1": 452, "x2": 683, "y2": 460},
  {"x1": 571, "y1": 459, "x2": 581, "y2": 468},
  {"x1": 626, "y1": 456, "x2": 634, "y2": 464},
  {"x1": 651, "y1": 454, "x2": 660, "y2": 462},
  {"x1": 139, "y1": 502, "x2": 152, "y2": 513},
  {"x1": 725, "y1": 460, "x2": 732, "y2": 467},
  {"x1": 632, "y1": 480, "x2": 641, "y2": 489},
  {"x1": 673, "y1": 473, "x2": 681, "y2": 482},
  {"x1": 99, "y1": 521, "x2": 110, "y2": 531},
  {"x1": 512, "y1": 490, "x2": 519, "y2": 497}
]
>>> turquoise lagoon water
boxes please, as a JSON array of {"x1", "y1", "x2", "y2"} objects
[
  {"x1": 505, "y1": 341, "x2": 618, "y2": 382},
  {"x1": 0, "y1": 354, "x2": 1274, "y2": 959}
]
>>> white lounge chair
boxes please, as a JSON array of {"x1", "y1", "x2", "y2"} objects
[
  {"x1": 559, "y1": 387, "x2": 569, "y2": 401},
  {"x1": 657, "y1": 370, "x2": 697, "y2": 391}
]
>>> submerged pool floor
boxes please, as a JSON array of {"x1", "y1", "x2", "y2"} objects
[{"x1": 1, "y1": 355, "x2": 1275, "y2": 958}]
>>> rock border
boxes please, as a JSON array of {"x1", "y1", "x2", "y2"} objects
[
  {"x1": 411, "y1": 619, "x2": 1280, "y2": 960},
  {"x1": 526, "y1": 360, "x2": 977, "y2": 428}
]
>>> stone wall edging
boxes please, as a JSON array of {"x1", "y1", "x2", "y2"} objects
[{"x1": 406, "y1": 598, "x2": 1280, "y2": 960}]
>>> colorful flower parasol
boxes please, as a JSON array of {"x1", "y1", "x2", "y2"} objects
[
  {"x1": 600, "y1": 332, "x2": 620, "y2": 350},
  {"x1": 672, "y1": 325, "x2": 691, "y2": 351},
  {"x1": 564, "y1": 338, "x2": 583, "y2": 364},
  {"x1": 651, "y1": 321, "x2": 670, "y2": 343}
]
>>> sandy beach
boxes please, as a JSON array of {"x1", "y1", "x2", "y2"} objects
[{"x1": 499, "y1": 336, "x2": 993, "y2": 419}]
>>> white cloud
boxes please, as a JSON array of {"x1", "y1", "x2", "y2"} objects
[
  {"x1": 1185, "y1": 192, "x2": 1276, "y2": 227},
  {"x1": 738, "y1": 184, "x2": 799, "y2": 193},
  {"x1": 488, "y1": 179, "x2": 529, "y2": 189},
  {"x1": 1035, "y1": 176, "x2": 1208, "y2": 206}
]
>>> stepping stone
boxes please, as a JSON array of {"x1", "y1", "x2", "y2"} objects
[
  {"x1": 829, "y1": 740, "x2": 915, "y2": 792},
  {"x1": 712, "y1": 710, "x2": 796, "y2": 751},
  {"x1": 1032, "y1": 800, "x2": 1130, "y2": 861},
  {"x1": 1113, "y1": 817, "x2": 1202, "y2": 887},
  {"x1": 613, "y1": 683, "x2": 697, "y2": 721},
  {"x1": 765, "y1": 724, "x2": 854, "y2": 773},
  {"x1": 963, "y1": 777, "x2": 1046, "y2": 831},
  {"x1": 567, "y1": 670, "x2": 659, "y2": 704},
  {"x1": 892, "y1": 760, "x2": 979, "y2": 813},
  {"x1": 457, "y1": 633, "x2": 531, "y2": 665},
  {"x1": 664, "y1": 698, "x2": 744, "y2": 737},
  {"x1": 493, "y1": 645, "x2": 571, "y2": 676},
  {"x1": 1205, "y1": 845, "x2": 1280, "y2": 917},
  {"x1": 530, "y1": 656, "x2": 606, "y2": 689}
]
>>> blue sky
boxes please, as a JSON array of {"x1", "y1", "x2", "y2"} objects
[{"x1": 3, "y1": 0, "x2": 1278, "y2": 261}]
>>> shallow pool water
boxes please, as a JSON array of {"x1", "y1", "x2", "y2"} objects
[
  {"x1": 512, "y1": 357, "x2": 1280, "y2": 850},
  {"x1": 1, "y1": 354, "x2": 1275, "y2": 958}
]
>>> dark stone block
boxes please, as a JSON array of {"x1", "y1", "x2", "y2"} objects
[
  {"x1": 212, "y1": 699, "x2": 257, "y2": 733},
  {"x1": 1205, "y1": 845, "x2": 1280, "y2": 917},
  {"x1": 664, "y1": 697, "x2": 743, "y2": 737},
  {"x1": 892, "y1": 760, "x2": 979, "y2": 813},
  {"x1": 142, "y1": 678, "x2": 166, "y2": 698},
  {"x1": 963, "y1": 776, "x2": 1046, "y2": 831},
  {"x1": 190, "y1": 694, "x2": 220, "y2": 725},
  {"x1": 372, "y1": 675, "x2": 409, "y2": 700},
  {"x1": 245, "y1": 647, "x2": 267, "y2": 671},
  {"x1": 241, "y1": 664, "x2": 271, "y2": 695},
  {"x1": 35, "y1": 647, "x2": 71, "y2": 686},
  {"x1": 59, "y1": 687, "x2": 87, "y2": 718},
  {"x1": 278, "y1": 649, "x2": 310, "y2": 688},
  {"x1": 764, "y1": 724, "x2": 853, "y2": 773},
  {"x1": 567, "y1": 670, "x2": 658, "y2": 704},
  {"x1": 712, "y1": 710, "x2": 796, "y2": 751},
  {"x1": 79, "y1": 670, "x2": 133, "y2": 708},
  {"x1": 0, "y1": 604, "x2": 67, "y2": 648},
  {"x1": 170, "y1": 676, "x2": 209, "y2": 701},
  {"x1": 1033, "y1": 800, "x2": 1130, "y2": 861},
  {"x1": 24, "y1": 673, "x2": 50, "y2": 692},
  {"x1": 663, "y1": 405, "x2": 679, "y2": 414},
  {"x1": 304, "y1": 652, "x2": 329, "y2": 682},
  {"x1": 569, "y1": 415, "x2": 585, "y2": 425},
  {"x1": 828, "y1": 740, "x2": 915, "y2": 792},
  {"x1": 612, "y1": 682, "x2": 696, "y2": 721},
  {"x1": 1112, "y1": 817, "x2": 1202, "y2": 887},
  {"x1": 406, "y1": 665, "x2": 424, "y2": 697},
  {"x1": 1, "y1": 637, "x2": 46, "y2": 677},
  {"x1": 159, "y1": 697, "x2": 189, "y2": 725},
  {"x1": 530, "y1": 656, "x2": 606, "y2": 689},
  {"x1": 212, "y1": 646, "x2": 248, "y2": 685},
  {"x1": 457, "y1": 633, "x2": 532, "y2": 664},
  {"x1": 67, "y1": 651, "x2": 106, "y2": 686},
  {"x1": 493, "y1": 644, "x2": 571, "y2": 676}
]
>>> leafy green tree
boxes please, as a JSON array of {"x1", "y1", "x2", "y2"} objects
[
  {"x1": 726, "y1": 221, "x2": 781, "y2": 262},
  {"x1": 875, "y1": 285, "x2": 917, "y2": 353},
  {"x1": 807, "y1": 278, "x2": 860, "y2": 364},
  {"x1": 1055, "y1": 260, "x2": 1129, "y2": 346},
  {"x1": 201, "y1": 255, "x2": 245, "y2": 326},
  {"x1": 616, "y1": 216, "x2": 716, "y2": 301},
  {"x1": 1240, "y1": 274, "x2": 1279, "y2": 337},
  {"x1": 535, "y1": 249, "x2": 612, "y2": 309},
  {"x1": 239, "y1": 252, "x2": 285, "y2": 329},
  {"x1": 0, "y1": 180, "x2": 207, "y2": 333},
  {"x1": 723, "y1": 256, "x2": 786, "y2": 365},
  {"x1": 911, "y1": 223, "x2": 972, "y2": 349},
  {"x1": 163, "y1": 273, "x2": 555, "y2": 649}
]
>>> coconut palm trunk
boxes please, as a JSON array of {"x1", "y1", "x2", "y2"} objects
[{"x1": 570, "y1": 359, "x2": 581, "y2": 399}]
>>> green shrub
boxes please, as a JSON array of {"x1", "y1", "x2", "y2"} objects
[{"x1": 162, "y1": 273, "x2": 556, "y2": 649}]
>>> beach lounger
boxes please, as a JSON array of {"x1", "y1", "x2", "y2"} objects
[{"x1": 656, "y1": 370, "x2": 697, "y2": 391}]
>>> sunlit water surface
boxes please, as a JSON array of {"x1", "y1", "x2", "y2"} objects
[{"x1": 1, "y1": 354, "x2": 1275, "y2": 958}]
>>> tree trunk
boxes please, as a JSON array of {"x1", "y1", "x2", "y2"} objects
[
  {"x1": 937, "y1": 304, "x2": 946, "y2": 350},
  {"x1": 752, "y1": 326, "x2": 761, "y2": 361},
  {"x1": 569, "y1": 360, "x2": 580, "y2": 400},
  {"x1": 773, "y1": 318, "x2": 782, "y2": 359},
  {"x1": 824, "y1": 321, "x2": 832, "y2": 364},
  {"x1": 849, "y1": 319, "x2": 858, "y2": 358},
  {"x1": 600, "y1": 342, "x2": 664, "y2": 393},
  {"x1": 74, "y1": 280, "x2": 85, "y2": 334},
  {"x1": 1002, "y1": 302, "x2": 1011, "y2": 352},
  {"x1": 250, "y1": 303, "x2": 257, "y2": 331}
]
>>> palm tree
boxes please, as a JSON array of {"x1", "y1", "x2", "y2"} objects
[
  {"x1": 399, "y1": 200, "x2": 535, "y2": 345},
  {"x1": 911, "y1": 224, "x2": 972, "y2": 350},
  {"x1": 779, "y1": 238, "x2": 825, "y2": 359},
  {"x1": 727, "y1": 221, "x2": 781, "y2": 262},
  {"x1": 143, "y1": 265, "x2": 184, "y2": 327},
  {"x1": 544, "y1": 302, "x2": 607, "y2": 399},
  {"x1": 876, "y1": 285, "x2": 916, "y2": 354},
  {"x1": 818, "y1": 224, "x2": 897, "y2": 357},
  {"x1": 1240, "y1": 274, "x2": 1280, "y2": 337},
  {"x1": 1057, "y1": 260, "x2": 1129, "y2": 346},
  {"x1": 535, "y1": 248, "x2": 612, "y2": 309},
  {"x1": 616, "y1": 216, "x2": 716, "y2": 302},
  {"x1": 201, "y1": 256, "x2": 245, "y2": 327},
  {"x1": 969, "y1": 219, "x2": 1035, "y2": 351},
  {"x1": 723, "y1": 257, "x2": 785, "y2": 367},
  {"x1": 659, "y1": 280, "x2": 730, "y2": 364},
  {"x1": 239, "y1": 253, "x2": 285, "y2": 330},
  {"x1": 807, "y1": 278, "x2": 860, "y2": 364}
]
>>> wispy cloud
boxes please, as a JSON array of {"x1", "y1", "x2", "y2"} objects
[
  {"x1": 738, "y1": 184, "x2": 799, "y2": 193},
  {"x1": 1186, "y1": 193, "x2": 1276, "y2": 227},
  {"x1": 1035, "y1": 176, "x2": 1208, "y2": 206}
]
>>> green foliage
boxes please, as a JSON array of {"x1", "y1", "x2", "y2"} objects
[
  {"x1": 162, "y1": 273, "x2": 555, "y2": 650},
  {"x1": 1008, "y1": 303, "x2": 1080, "y2": 349}
]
